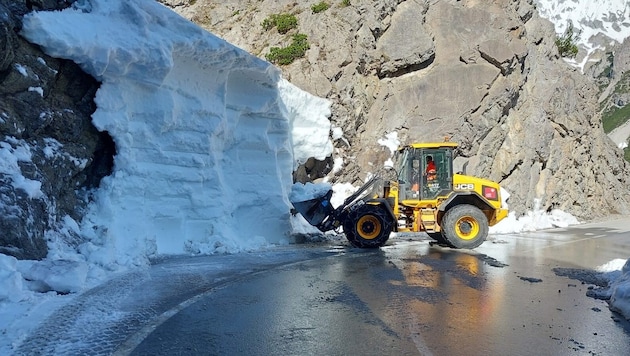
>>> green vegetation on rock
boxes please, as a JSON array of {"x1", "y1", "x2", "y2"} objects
[
  {"x1": 311, "y1": 1, "x2": 330, "y2": 13},
  {"x1": 602, "y1": 105, "x2": 630, "y2": 133},
  {"x1": 266, "y1": 33, "x2": 310, "y2": 65},
  {"x1": 602, "y1": 72, "x2": 630, "y2": 133},
  {"x1": 555, "y1": 22, "x2": 579, "y2": 59},
  {"x1": 262, "y1": 13, "x2": 298, "y2": 34}
]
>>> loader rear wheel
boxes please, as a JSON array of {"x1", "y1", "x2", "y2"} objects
[
  {"x1": 441, "y1": 204, "x2": 488, "y2": 249},
  {"x1": 343, "y1": 204, "x2": 393, "y2": 248}
]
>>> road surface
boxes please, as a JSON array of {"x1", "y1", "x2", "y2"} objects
[{"x1": 15, "y1": 217, "x2": 630, "y2": 356}]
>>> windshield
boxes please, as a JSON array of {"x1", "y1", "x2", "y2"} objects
[
  {"x1": 396, "y1": 148, "x2": 419, "y2": 184},
  {"x1": 395, "y1": 146, "x2": 454, "y2": 201}
]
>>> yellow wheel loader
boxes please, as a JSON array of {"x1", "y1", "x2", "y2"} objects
[{"x1": 292, "y1": 142, "x2": 508, "y2": 249}]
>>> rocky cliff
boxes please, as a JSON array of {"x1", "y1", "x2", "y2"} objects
[
  {"x1": 0, "y1": 0, "x2": 114, "y2": 260},
  {"x1": 169, "y1": 0, "x2": 630, "y2": 219}
]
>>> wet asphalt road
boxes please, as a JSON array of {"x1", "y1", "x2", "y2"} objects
[
  {"x1": 15, "y1": 218, "x2": 630, "y2": 356},
  {"x1": 129, "y1": 218, "x2": 630, "y2": 356}
]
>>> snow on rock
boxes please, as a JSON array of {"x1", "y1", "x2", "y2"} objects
[
  {"x1": 534, "y1": 0, "x2": 630, "y2": 70},
  {"x1": 535, "y1": 0, "x2": 630, "y2": 45},
  {"x1": 0, "y1": 138, "x2": 43, "y2": 199},
  {"x1": 21, "y1": 0, "x2": 332, "y2": 268},
  {"x1": 378, "y1": 132, "x2": 400, "y2": 168}
]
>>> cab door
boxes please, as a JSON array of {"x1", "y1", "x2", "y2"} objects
[{"x1": 420, "y1": 148, "x2": 453, "y2": 200}]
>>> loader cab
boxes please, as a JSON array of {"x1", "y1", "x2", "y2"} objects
[{"x1": 395, "y1": 143, "x2": 456, "y2": 202}]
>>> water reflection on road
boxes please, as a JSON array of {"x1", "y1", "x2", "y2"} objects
[{"x1": 132, "y1": 219, "x2": 630, "y2": 356}]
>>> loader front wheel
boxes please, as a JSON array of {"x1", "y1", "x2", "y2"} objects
[
  {"x1": 441, "y1": 204, "x2": 488, "y2": 249},
  {"x1": 343, "y1": 204, "x2": 393, "y2": 248}
]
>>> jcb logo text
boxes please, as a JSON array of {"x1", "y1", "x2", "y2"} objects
[{"x1": 454, "y1": 183, "x2": 474, "y2": 190}]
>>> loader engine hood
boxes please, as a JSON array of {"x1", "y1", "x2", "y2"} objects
[{"x1": 452, "y1": 174, "x2": 503, "y2": 207}]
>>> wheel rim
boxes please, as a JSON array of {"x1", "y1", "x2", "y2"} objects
[
  {"x1": 356, "y1": 215, "x2": 381, "y2": 240},
  {"x1": 455, "y1": 216, "x2": 479, "y2": 240}
]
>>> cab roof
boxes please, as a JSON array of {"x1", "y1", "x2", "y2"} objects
[{"x1": 399, "y1": 142, "x2": 458, "y2": 150}]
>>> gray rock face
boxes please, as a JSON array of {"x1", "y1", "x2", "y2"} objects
[
  {"x1": 172, "y1": 0, "x2": 630, "y2": 219},
  {"x1": 375, "y1": 1, "x2": 434, "y2": 78},
  {"x1": 0, "y1": 0, "x2": 114, "y2": 260}
]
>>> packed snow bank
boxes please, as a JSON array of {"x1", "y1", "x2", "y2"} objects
[
  {"x1": 594, "y1": 259, "x2": 630, "y2": 321},
  {"x1": 489, "y1": 209, "x2": 580, "y2": 234},
  {"x1": 609, "y1": 260, "x2": 630, "y2": 320},
  {"x1": 20, "y1": 0, "x2": 331, "y2": 268},
  {"x1": 489, "y1": 192, "x2": 580, "y2": 234}
]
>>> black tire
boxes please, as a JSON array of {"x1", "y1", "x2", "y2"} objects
[
  {"x1": 343, "y1": 204, "x2": 393, "y2": 248},
  {"x1": 441, "y1": 204, "x2": 489, "y2": 249},
  {"x1": 427, "y1": 232, "x2": 450, "y2": 246}
]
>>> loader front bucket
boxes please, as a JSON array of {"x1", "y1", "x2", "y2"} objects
[{"x1": 291, "y1": 189, "x2": 334, "y2": 228}]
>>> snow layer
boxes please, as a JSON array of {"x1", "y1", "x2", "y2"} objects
[
  {"x1": 534, "y1": 0, "x2": 630, "y2": 69},
  {"x1": 20, "y1": 0, "x2": 332, "y2": 268}
]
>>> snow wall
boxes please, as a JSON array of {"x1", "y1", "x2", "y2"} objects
[{"x1": 21, "y1": 0, "x2": 332, "y2": 267}]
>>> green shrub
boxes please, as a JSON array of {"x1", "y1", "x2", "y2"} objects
[
  {"x1": 266, "y1": 33, "x2": 310, "y2": 65},
  {"x1": 602, "y1": 104, "x2": 630, "y2": 133},
  {"x1": 311, "y1": 1, "x2": 330, "y2": 13},
  {"x1": 261, "y1": 13, "x2": 298, "y2": 34},
  {"x1": 600, "y1": 52, "x2": 614, "y2": 79},
  {"x1": 341, "y1": 0, "x2": 351, "y2": 7},
  {"x1": 613, "y1": 72, "x2": 630, "y2": 95},
  {"x1": 555, "y1": 22, "x2": 580, "y2": 58}
]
